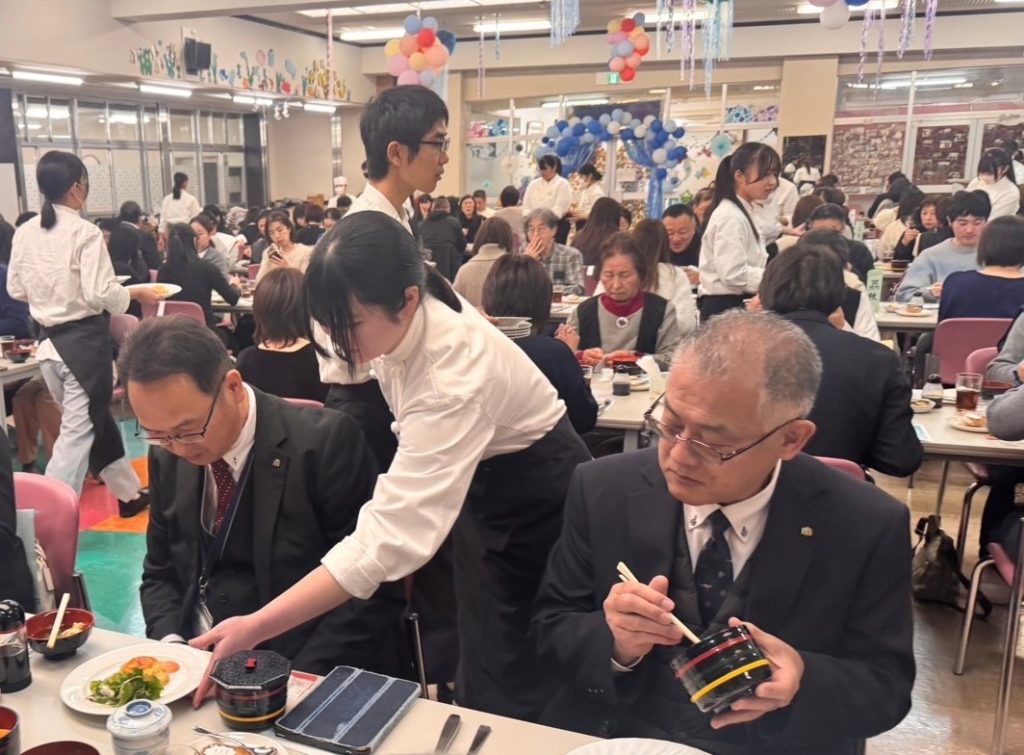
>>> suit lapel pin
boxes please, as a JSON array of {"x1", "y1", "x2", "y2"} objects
[
  {"x1": 800, "y1": 526, "x2": 814, "y2": 537},
  {"x1": 740, "y1": 525, "x2": 748, "y2": 537},
  {"x1": 272, "y1": 458, "x2": 281, "y2": 468}
]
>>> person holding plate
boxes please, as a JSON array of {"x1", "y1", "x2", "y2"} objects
[{"x1": 8, "y1": 151, "x2": 159, "y2": 517}]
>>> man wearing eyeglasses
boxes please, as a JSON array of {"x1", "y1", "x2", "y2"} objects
[
  {"x1": 532, "y1": 310, "x2": 914, "y2": 754},
  {"x1": 119, "y1": 317, "x2": 408, "y2": 677}
]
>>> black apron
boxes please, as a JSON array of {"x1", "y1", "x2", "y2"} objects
[
  {"x1": 699, "y1": 294, "x2": 749, "y2": 321},
  {"x1": 39, "y1": 314, "x2": 125, "y2": 475},
  {"x1": 453, "y1": 414, "x2": 590, "y2": 721}
]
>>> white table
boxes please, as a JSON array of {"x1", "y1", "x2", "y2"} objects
[
  {"x1": 875, "y1": 308, "x2": 937, "y2": 339},
  {"x1": 592, "y1": 377, "x2": 656, "y2": 452},
  {"x1": 211, "y1": 295, "x2": 254, "y2": 315},
  {"x1": 4, "y1": 626, "x2": 599, "y2": 754},
  {"x1": 0, "y1": 359, "x2": 42, "y2": 438},
  {"x1": 914, "y1": 403, "x2": 1024, "y2": 466}
]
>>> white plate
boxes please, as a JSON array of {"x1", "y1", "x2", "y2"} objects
[
  {"x1": 567, "y1": 738, "x2": 709, "y2": 755},
  {"x1": 114, "y1": 274, "x2": 132, "y2": 284},
  {"x1": 60, "y1": 642, "x2": 210, "y2": 715},
  {"x1": 494, "y1": 317, "x2": 531, "y2": 328},
  {"x1": 126, "y1": 283, "x2": 182, "y2": 299},
  {"x1": 947, "y1": 415, "x2": 989, "y2": 434},
  {"x1": 190, "y1": 731, "x2": 292, "y2": 754}
]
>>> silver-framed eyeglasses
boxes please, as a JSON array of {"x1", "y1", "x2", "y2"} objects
[
  {"x1": 135, "y1": 378, "x2": 224, "y2": 446},
  {"x1": 642, "y1": 392, "x2": 798, "y2": 467}
]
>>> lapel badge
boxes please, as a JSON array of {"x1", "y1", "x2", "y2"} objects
[
  {"x1": 272, "y1": 458, "x2": 281, "y2": 468},
  {"x1": 800, "y1": 526, "x2": 814, "y2": 537},
  {"x1": 740, "y1": 525, "x2": 748, "y2": 537}
]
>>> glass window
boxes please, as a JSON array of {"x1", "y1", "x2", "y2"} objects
[
  {"x1": 108, "y1": 105, "x2": 140, "y2": 142},
  {"x1": 146, "y1": 150, "x2": 164, "y2": 213},
  {"x1": 201, "y1": 155, "x2": 221, "y2": 206},
  {"x1": 80, "y1": 149, "x2": 114, "y2": 214},
  {"x1": 142, "y1": 108, "x2": 161, "y2": 143},
  {"x1": 200, "y1": 112, "x2": 226, "y2": 145},
  {"x1": 169, "y1": 110, "x2": 195, "y2": 143},
  {"x1": 49, "y1": 99, "x2": 71, "y2": 141},
  {"x1": 226, "y1": 115, "x2": 244, "y2": 146},
  {"x1": 77, "y1": 102, "x2": 108, "y2": 142},
  {"x1": 225, "y1": 153, "x2": 244, "y2": 205},
  {"x1": 835, "y1": 74, "x2": 911, "y2": 118},
  {"x1": 112, "y1": 150, "x2": 144, "y2": 208},
  {"x1": 24, "y1": 97, "x2": 47, "y2": 140},
  {"x1": 21, "y1": 147, "x2": 40, "y2": 211}
]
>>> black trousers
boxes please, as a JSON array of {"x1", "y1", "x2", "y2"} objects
[{"x1": 699, "y1": 294, "x2": 748, "y2": 321}]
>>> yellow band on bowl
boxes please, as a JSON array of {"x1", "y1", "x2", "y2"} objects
[
  {"x1": 689, "y1": 659, "x2": 771, "y2": 704},
  {"x1": 217, "y1": 704, "x2": 286, "y2": 724}
]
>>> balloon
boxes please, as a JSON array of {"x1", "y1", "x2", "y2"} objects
[
  {"x1": 556, "y1": 139, "x2": 571, "y2": 156},
  {"x1": 572, "y1": 123, "x2": 585, "y2": 136},
  {"x1": 387, "y1": 54, "x2": 410, "y2": 77},
  {"x1": 632, "y1": 12, "x2": 646, "y2": 26},
  {"x1": 546, "y1": 126, "x2": 560, "y2": 139},
  {"x1": 607, "y1": 19, "x2": 622, "y2": 33},
  {"x1": 399, "y1": 34, "x2": 419, "y2": 57},
  {"x1": 436, "y1": 30, "x2": 457, "y2": 53},
  {"x1": 655, "y1": 167, "x2": 668, "y2": 180},
  {"x1": 284, "y1": 59, "x2": 297, "y2": 77},
  {"x1": 556, "y1": 119, "x2": 569, "y2": 130},
  {"x1": 582, "y1": 115, "x2": 593, "y2": 123},
  {"x1": 652, "y1": 148, "x2": 668, "y2": 164},
  {"x1": 656, "y1": 131, "x2": 669, "y2": 145},
  {"x1": 599, "y1": 114, "x2": 611, "y2": 126},
  {"x1": 608, "y1": 31, "x2": 628, "y2": 44},
  {"x1": 620, "y1": 67, "x2": 636, "y2": 82},
  {"x1": 846, "y1": 0, "x2": 870, "y2": 5},
  {"x1": 562, "y1": 126, "x2": 573, "y2": 137},
  {"x1": 629, "y1": 27, "x2": 644, "y2": 40},
  {"x1": 664, "y1": 119, "x2": 677, "y2": 132},
  {"x1": 634, "y1": 125, "x2": 647, "y2": 138},
  {"x1": 569, "y1": 116, "x2": 581, "y2": 126},
  {"x1": 403, "y1": 14, "x2": 422, "y2": 34},
  {"x1": 385, "y1": 39, "x2": 402, "y2": 57},
  {"x1": 616, "y1": 40, "x2": 635, "y2": 57},
  {"x1": 417, "y1": 28, "x2": 436, "y2": 49},
  {"x1": 609, "y1": 56, "x2": 626, "y2": 73},
  {"x1": 644, "y1": 115, "x2": 656, "y2": 125},
  {"x1": 424, "y1": 43, "x2": 449, "y2": 69},
  {"x1": 820, "y1": 2, "x2": 850, "y2": 28},
  {"x1": 673, "y1": 127, "x2": 685, "y2": 138},
  {"x1": 542, "y1": 137, "x2": 550, "y2": 145},
  {"x1": 664, "y1": 139, "x2": 677, "y2": 151},
  {"x1": 611, "y1": 108, "x2": 625, "y2": 122},
  {"x1": 674, "y1": 147, "x2": 687, "y2": 160},
  {"x1": 666, "y1": 159, "x2": 678, "y2": 169},
  {"x1": 422, "y1": 16, "x2": 439, "y2": 30},
  {"x1": 630, "y1": 118, "x2": 642, "y2": 128},
  {"x1": 633, "y1": 33, "x2": 651, "y2": 54},
  {"x1": 622, "y1": 111, "x2": 633, "y2": 124},
  {"x1": 408, "y1": 51, "x2": 427, "y2": 72},
  {"x1": 622, "y1": 18, "x2": 636, "y2": 33},
  {"x1": 620, "y1": 128, "x2": 634, "y2": 140},
  {"x1": 397, "y1": 69, "x2": 421, "y2": 86},
  {"x1": 581, "y1": 133, "x2": 595, "y2": 144},
  {"x1": 587, "y1": 120, "x2": 603, "y2": 134},
  {"x1": 419, "y1": 69, "x2": 436, "y2": 87},
  {"x1": 607, "y1": 121, "x2": 621, "y2": 135},
  {"x1": 626, "y1": 53, "x2": 642, "y2": 69},
  {"x1": 651, "y1": 119, "x2": 663, "y2": 133}
]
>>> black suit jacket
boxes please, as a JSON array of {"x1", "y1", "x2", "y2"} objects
[
  {"x1": 784, "y1": 310, "x2": 922, "y2": 477},
  {"x1": 532, "y1": 449, "x2": 915, "y2": 755},
  {"x1": 141, "y1": 389, "x2": 403, "y2": 675}
]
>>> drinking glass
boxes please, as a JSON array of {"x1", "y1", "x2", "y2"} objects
[
  {"x1": 955, "y1": 373, "x2": 983, "y2": 412},
  {"x1": 580, "y1": 365, "x2": 592, "y2": 388}
]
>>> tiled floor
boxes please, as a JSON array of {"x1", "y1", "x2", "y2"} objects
[{"x1": 60, "y1": 430, "x2": 1024, "y2": 753}]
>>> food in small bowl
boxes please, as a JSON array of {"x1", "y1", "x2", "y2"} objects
[
  {"x1": 911, "y1": 399, "x2": 935, "y2": 414},
  {"x1": 889, "y1": 259, "x2": 909, "y2": 271},
  {"x1": 26, "y1": 607, "x2": 94, "y2": 660},
  {"x1": 961, "y1": 412, "x2": 986, "y2": 428},
  {"x1": 0, "y1": 706, "x2": 20, "y2": 755},
  {"x1": 22, "y1": 743, "x2": 100, "y2": 755},
  {"x1": 609, "y1": 352, "x2": 643, "y2": 375},
  {"x1": 6, "y1": 348, "x2": 31, "y2": 364},
  {"x1": 903, "y1": 304, "x2": 923, "y2": 314}
]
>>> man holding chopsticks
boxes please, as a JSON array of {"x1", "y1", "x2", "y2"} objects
[{"x1": 532, "y1": 310, "x2": 914, "y2": 755}]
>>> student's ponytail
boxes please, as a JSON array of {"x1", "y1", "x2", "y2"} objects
[
  {"x1": 172, "y1": 172, "x2": 187, "y2": 200},
  {"x1": 36, "y1": 151, "x2": 87, "y2": 231}
]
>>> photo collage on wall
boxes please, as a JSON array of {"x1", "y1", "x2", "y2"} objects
[
  {"x1": 912, "y1": 124, "x2": 969, "y2": 185},
  {"x1": 830, "y1": 123, "x2": 906, "y2": 192}
]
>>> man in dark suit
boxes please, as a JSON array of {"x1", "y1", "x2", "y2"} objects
[
  {"x1": 119, "y1": 201, "x2": 161, "y2": 270},
  {"x1": 532, "y1": 310, "x2": 914, "y2": 755},
  {"x1": 760, "y1": 243, "x2": 922, "y2": 477},
  {"x1": 118, "y1": 316, "x2": 406, "y2": 677}
]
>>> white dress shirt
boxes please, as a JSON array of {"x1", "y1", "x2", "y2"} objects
[
  {"x1": 320, "y1": 295, "x2": 566, "y2": 599},
  {"x1": 574, "y1": 183, "x2": 605, "y2": 219},
  {"x1": 523, "y1": 175, "x2": 572, "y2": 219},
  {"x1": 9, "y1": 205, "x2": 130, "y2": 363},
  {"x1": 314, "y1": 182, "x2": 413, "y2": 386},
  {"x1": 967, "y1": 176, "x2": 1021, "y2": 219},
  {"x1": 158, "y1": 189, "x2": 202, "y2": 233},
  {"x1": 793, "y1": 166, "x2": 821, "y2": 188},
  {"x1": 699, "y1": 198, "x2": 767, "y2": 297}
]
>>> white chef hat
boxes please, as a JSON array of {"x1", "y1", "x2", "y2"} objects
[{"x1": 333, "y1": 176, "x2": 349, "y2": 187}]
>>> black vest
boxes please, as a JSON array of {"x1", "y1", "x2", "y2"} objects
[
  {"x1": 841, "y1": 287, "x2": 861, "y2": 331},
  {"x1": 202, "y1": 477, "x2": 259, "y2": 626},
  {"x1": 577, "y1": 294, "x2": 668, "y2": 354}
]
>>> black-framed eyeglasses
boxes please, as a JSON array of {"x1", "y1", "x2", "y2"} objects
[
  {"x1": 643, "y1": 392, "x2": 798, "y2": 467},
  {"x1": 134, "y1": 378, "x2": 225, "y2": 446},
  {"x1": 420, "y1": 136, "x2": 451, "y2": 152}
]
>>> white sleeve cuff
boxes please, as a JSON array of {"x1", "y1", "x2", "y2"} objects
[
  {"x1": 160, "y1": 633, "x2": 187, "y2": 644},
  {"x1": 611, "y1": 654, "x2": 645, "y2": 673}
]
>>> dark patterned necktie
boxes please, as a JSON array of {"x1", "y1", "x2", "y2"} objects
[
  {"x1": 210, "y1": 458, "x2": 236, "y2": 535},
  {"x1": 694, "y1": 509, "x2": 734, "y2": 627}
]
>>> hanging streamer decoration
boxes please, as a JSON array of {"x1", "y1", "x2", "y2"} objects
[
  {"x1": 857, "y1": 5, "x2": 873, "y2": 82},
  {"x1": 923, "y1": 0, "x2": 938, "y2": 60},
  {"x1": 551, "y1": 0, "x2": 580, "y2": 47},
  {"x1": 700, "y1": 0, "x2": 733, "y2": 97},
  {"x1": 897, "y1": 0, "x2": 916, "y2": 60},
  {"x1": 679, "y1": 0, "x2": 697, "y2": 89},
  {"x1": 876, "y1": 2, "x2": 886, "y2": 85},
  {"x1": 326, "y1": 10, "x2": 335, "y2": 102},
  {"x1": 495, "y1": 13, "x2": 501, "y2": 61},
  {"x1": 478, "y1": 22, "x2": 486, "y2": 98}
]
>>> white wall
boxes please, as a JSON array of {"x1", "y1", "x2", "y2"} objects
[{"x1": 266, "y1": 110, "x2": 333, "y2": 200}]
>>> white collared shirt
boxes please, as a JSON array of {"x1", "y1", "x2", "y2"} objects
[
  {"x1": 682, "y1": 461, "x2": 781, "y2": 577},
  {"x1": 967, "y1": 176, "x2": 1021, "y2": 219},
  {"x1": 699, "y1": 198, "x2": 767, "y2": 297},
  {"x1": 522, "y1": 175, "x2": 572, "y2": 219},
  {"x1": 158, "y1": 189, "x2": 202, "y2": 233},
  {"x1": 320, "y1": 295, "x2": 566, "y2": 599},
  {"x1": 574, "y1": 183, "x2": 605, "y2": 219},
  {"x1": 201, "y1": 383, "x2": 258, "y2": 532},
  {"x1": 314, "y1": 182, "x2": 413, "y2": 386},
  {"x1": 9, "y1": 205, "x2": 130, "y2": 363}
]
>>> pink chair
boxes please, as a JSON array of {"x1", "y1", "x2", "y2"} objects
[
  {"x1": 955, "y1": 540, "x2": 1017, "y2": 676},
  {"x1": 12, "y1": 472, "x2": 89, "y2": 609},
  {"x1": 140, "y1": 301, "x2": 206, "y2": 325},
  {"x1": 109, "y1": 313, "x2": 139, "y2": 348},
  {"x1": 814, "y1": 456, "x2": 866, "y2": 481},
  {"x1": 247, "y1": 264, "x2": 261, "y2": 280},
  {"x1": 965, "y1": 346, "x2": 1000, "y2": 376},
  {"x1": 284, "y1": 398, "x2": 324, "y2": 409},
  {"x1": 149, "y1": 269, "x2": 158, "y2": 283},
  {"x1": 933, "y1": 318, "x2": 1013, "y2": 386}
]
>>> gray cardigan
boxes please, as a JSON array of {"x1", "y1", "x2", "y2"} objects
[{"x1": 987, "y1": 314, "x2": 1024, "y2": 387}]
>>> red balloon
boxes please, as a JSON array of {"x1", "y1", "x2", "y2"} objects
[
  {"x1": 621, "y1": 18, "x2": 636, "y2": 33},
  {"x1": 620, "y1": 66, "x2": 636, "y2": 82},
  {"x1": 417, "y1": 28, "x2": 436, "y2": 49}
]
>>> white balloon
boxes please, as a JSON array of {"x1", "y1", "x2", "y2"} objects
[
  {"x1": 631, "y1": 118, "x2": 642, "y2": 128},
  {"x1": 664, "y1": 119, "x2": 677, "y2": 132},
  {"x1": 581, "y1": 132, "x2": 595, "y2": 144},
  {"x1": 820, "y1": 1, "x2": 850, "y2": 29},
  {"x1": 607, "y1": 121, "x2": 621, "y2": 135},
  {"x1": 652, "y1": 148, "x2": 668, "y2": 164},
  {"x1": 644, "y1": 114, "x2": 656, "y2": 126},
  {"x1": 666, "y1": 159, "x2": 678, "y2": 169},
  {"x1": 599, "y1": 114, "x2": 612, "y2": 126},
  {"x1": 634, "y1": 125, "x2": 647, "y2": 139},
  {"x1": 569, "y1": 116, "x2": 581, "y2": 126},
  {"x1": 664, "y1": 139, "x2": 677, "y2": 151},
  {"x1": 622, "y1": 112, "x2": 633, "y2": 124}
]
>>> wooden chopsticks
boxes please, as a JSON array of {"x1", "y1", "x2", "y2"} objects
[{"x1": 617, "y1": 561, "x2": 700, "y2": 644}]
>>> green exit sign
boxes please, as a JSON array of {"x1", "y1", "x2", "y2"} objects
[{"x1": 608, "y1": 72, "x2": 621, "y2": 85}]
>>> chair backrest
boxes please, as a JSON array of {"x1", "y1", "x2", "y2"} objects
[
  {"x1": 247, "y1": 264, "x2": 261, "y2": 280},
  {"x1": 583, "y1": 274, "x2": 599, "y2": 297},
  {"x1": 140, "y1": 301, "x2": 207, "y2": 325},
  {"x1": 13, "y1": 472, "x2": 79, "y2": 599},
  {"x1": 109, "y1": 313, "x2": 140, "y2": 348},
  {"x1": 814, "y1": 456, "x2": 867, "y2": 481},
  {"x1": 933, "y1": 318, "x2": 1013, "y2": 385},
  {"x1": 283, "y1": 397, "x2": 324, "y2": 409},
  {"x1": 965, "y1": 346, "x2": 999, "y2": 377},
  {"x1": 149, "y1": 269, "x2": 159, "y2": 282}
]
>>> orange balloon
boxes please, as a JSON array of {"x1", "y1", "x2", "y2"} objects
[
  {"x1": 408, "y1": 51, "x2": 427, "y2": 72},
  {"x1": 424, "y1": 43, "x2": 449, "y2": 69},
  {"x1": 626, "y1": 53, "x2": 642, "y2": 69},
  {"x1": 399, "y1": 34, "x2": 419, "y2": 57},
  {"x1": 633, "y1": 33, "x2": 651, "y2": 53},
  {"x1": 384, "y1": 38, "x2": 402, "y2": 57}
]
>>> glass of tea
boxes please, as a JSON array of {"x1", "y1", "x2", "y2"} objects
[
  {"x1": 955, "y1": 373, "x2": 983, "y2": 412},
  {"x1": 551, "y1": 285, "x2": 565, "y2": 304}
]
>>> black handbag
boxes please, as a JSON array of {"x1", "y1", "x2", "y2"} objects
[{"x1": 912, "y1": 514, "x2": 991, "y2": 617}]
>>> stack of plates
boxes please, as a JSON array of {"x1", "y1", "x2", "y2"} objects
[{"x1": 495, "y1": 316, "x2": 532, "y2": 339}]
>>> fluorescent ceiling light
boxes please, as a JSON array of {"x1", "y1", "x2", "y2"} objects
[
  {"x1": 339, "y1": 27, "x2": 406, "y2": 41},
  {"x1": 233, "y1": 95, "x2": 274, "y2": 106},
  {"x1": 648, "y1": 88, "x2": 667, "y2": 94},
  {"x1": 473, "y1": 19, "x2": 550, "y2": 33},
  {"x1": 302, "y1": 102, "x2": 337, "y2": 113},
  {"x1": 301, "y1": 0, "x2": 537, "y2": 16},
  {"x1": 993, "y1": 0, "x2": 1024, "y2": 4},
  {"x1": 631, "y1": 7, "x2": 707, "y2": 23},
  {"x1": 541, "y1": 97, "x2": 610, "y2": 108},
  {"x1": 846, "y1": 76, "x2": 968, "y2": 90},
  {"x1": 12, "y1": 70, "x2": 83, "y2": 86},
  {"x1": 798, "y1": 0, "x2": 897, "y2": 14},
  {"x1": 138, "y1": 83, "x2": 193, "y2": 98}
]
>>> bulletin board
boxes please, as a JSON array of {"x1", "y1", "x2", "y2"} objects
[
  {"x1": 830, "y1": 123, "x2": 906, "y2": 192},
  {"x1": 912, "y1": 124, "x2": 969, "y2": 185}
]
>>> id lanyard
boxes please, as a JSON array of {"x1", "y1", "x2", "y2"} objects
[{"x1": 197, "y1": 452, "x2": 255, "y2": 619}]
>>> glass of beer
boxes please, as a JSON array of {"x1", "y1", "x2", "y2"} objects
[{"x1": 955, "y1": 373, "x2": 983, "y2": 412}]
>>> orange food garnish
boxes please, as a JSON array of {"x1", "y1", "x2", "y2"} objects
[{"x1": 160, "y1": 660, "x2": 180, "y2": 673}]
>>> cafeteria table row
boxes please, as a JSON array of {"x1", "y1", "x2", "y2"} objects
[{"x1": 5, "y1": 626, "x2": 599, "y2": 754}]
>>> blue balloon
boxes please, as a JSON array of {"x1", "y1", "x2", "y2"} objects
[
  {"x1": 633, "y1": 12, "x2": 646, "y2": 26},
  {"x1": 422, "y1": 16, "x2": 439, "y2": 30},
  {"x1": 611, "y1": 108, "x2": 625, "y2": 123},
  {"x1": 542, "y1": 137, "x2": 549, "y2": 145},
  {"x1": 655, "y1": 168, "x2": 668, "y2": 180},
  {"x1": 675, "y1": 147, "x2": 687, "y2": 160},
  {"x1": 657, "y1": 132, "x2": 669, "y2": 145},
  {"x1": 599, "y1": 113, "x2": 611, "y2": 126},
  {"x1": 556, "y1": 119, "x2": 569, "y2": 131},
  {"x1": 846, "y1": 0, "x2": 870, "y2": 5},
  {"x1": 650, "y1": 119, "x2": 664, "y2": 133},
  {"x1": 572, "y1": 123, "x2": 586, "y2": 136},
  {"x1": 600, "y1": 130, "x2": 611, "y2": 141},
  {"x1": 403, "y1": 14, "x2": 422, "y2": 34},
  {"x1": 620, "y1": 128, "x2": 634, "y2": 140},
  {"x1": 673, "y1": 127, "x2": 685, "y2": 138},
  {"x1": 587, "y1": 120, "x2": 602, "y2": 134},
  {"x1": 561, "y1": 126, "x2": 573, "y2": 138},
  {"x1": 546, "y1": 126, "x2": 560, "y2": 139},
  {"x1": 436, "y1": 29, "x2": 457, "y2": 53},
  {"x1": 556, "y1": 140, "x2": 572, "y2": 156},
  {"x1": 616, "y1": 41, "x2": 635, "y2": 57}
]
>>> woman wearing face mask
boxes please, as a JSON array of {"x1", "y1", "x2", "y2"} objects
[
  {"x1": 522, "y1": 154, "x2": 573, "y2": 244},
  {"x1": 698, "y1": 142, "x2": 783, "y2": 320},
  {"x1": 968, "y1": 148, "x2": 1020, "y2": 219},
  {"x1": 255, "y1": 210, "x2": 312, "y2": 284},
  {"x1": 191, "y1": 211, "x2": 590, "y2": 722},
  {"x1": 8, "y1": 151, "x2": 159, "y2": 516}
]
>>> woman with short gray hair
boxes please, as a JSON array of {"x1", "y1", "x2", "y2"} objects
[{"x1": 524, "y1": 208, "x2": 584, "y2": 294}]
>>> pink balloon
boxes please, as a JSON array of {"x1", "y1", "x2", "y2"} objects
[
  {"x1": 386, "y1": 54, "x2": 409, "y2": 77},
  {"x1": 610, "y1": 31, "x2": 627, "y2": 44},
  {"x1": 609, "y1": 56, "x2": 626, "y2": 73},
  {"x1": 626, "y1": 53, "x2": 642, "y2": 69},
  {"x1": 397, "y1": 69, "x2": 421, "y2": 86}
]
